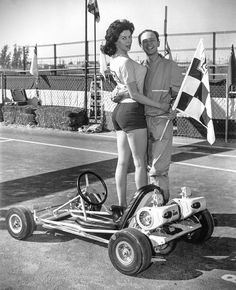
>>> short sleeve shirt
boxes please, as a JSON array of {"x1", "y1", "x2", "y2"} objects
[{"x1": 110, "y1": 56, "x2": 147, "y2": 94}]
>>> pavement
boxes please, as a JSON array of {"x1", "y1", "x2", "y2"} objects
[{"x1": 0, "y1": 124, "x2": 236, "y2": 290}]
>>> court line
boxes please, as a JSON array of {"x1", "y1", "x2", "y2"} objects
[
  {"x1": 0, "y1": 139, "x2": 12, "y2": 143},
  {"x1": 173, "y1": 141, "x2": 236, "y2": 151},
  {"x1": 91, "y1": 133, "x2": 236, "y2": 151},
  {"x1": 3, "y1": 138, "x2": 118, "y2": 156},
  {"x1": 173, "y1": 161, "x2": 236, "y2": 173},
  {"x1": 2, "y1": 137, "x2": 236, "y2": 173},
  {"x1": 173, "y1": 150, "x2": 236, "y2": 158}
]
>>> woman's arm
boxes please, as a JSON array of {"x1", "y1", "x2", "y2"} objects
[{"x1": 126, "y1": 81, "x2": 169, "y2": 111}]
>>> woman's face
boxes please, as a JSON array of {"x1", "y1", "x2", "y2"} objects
[{"x1": 115, "y1": 29, "x2": 132, "y2": 54}]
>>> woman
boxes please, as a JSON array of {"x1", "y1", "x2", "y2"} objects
[{"x1": 101, "y1": 19, "x2": 169, "y2": 208}]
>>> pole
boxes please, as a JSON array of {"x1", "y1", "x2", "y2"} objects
[
  {"x1": 164, "y1": 6, "x2": 168, "y2": 53},
  {"x1": 160, "y1": 6, "x2": 169, "y2": 140},
  {"x1": 54, "y1": 44, "x2": 57, "y2": 76},
  {"x1": 1, "y1": 73, "x2": 5, "y2": 105},
  {"x1": 84, "y1": 0, "x2": 88, "y2": 114},
  {"x1": 212, "y1": 32, "x2": 216, "y2": 80},
  {"x1": 23, "y1": 46, "x2": 26, "y2": 71},
  {"x1": 225, "y1": 77, "x2": 229, "y2": 143},
  {"x1": 94, "y1": 13, "x2": 97, "y2": 123},
  {"x1": 35, "y1": 44, "x2": 39, "y2": 99}
]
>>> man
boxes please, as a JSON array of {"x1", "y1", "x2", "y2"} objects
[{"x1": 138, "y1": 29, "x2": 183, "y2": 202}]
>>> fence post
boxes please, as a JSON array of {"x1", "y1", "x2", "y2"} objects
[
  {"x1": 225, "y1": 78, "x2": 229, "y2": 143},
  {"x1": 23, "y1": 46, "x2": 26, "y2": 71},
  {"x1": 212, "y1": 32, "x2": 216, "y2": 79},
  {"x1": 1, "y1": 73, "x2": 6, "y2": 105},
  {"x1": 54, "y1": 44, "x2": 57, "y2": 76}
]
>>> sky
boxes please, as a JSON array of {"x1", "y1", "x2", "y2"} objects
[{"x1": 0, "y1": 0, "x2": 236, "y2": 63}]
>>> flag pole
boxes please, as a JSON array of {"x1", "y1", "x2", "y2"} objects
[
  {"x1": 159, "y1": 5, "x2": 169, "y2": 141},
  {"x1": 34, "y1": 44, "x2": 39, "y2": 99},
  {"x1": 164, "y1": 6, "x2": 167, "y2": 53},
  {"x1": 94, "y1": 12, "x2": 97, "y2": 123},
  {"x1": 84, "y1": 0, "x2": 88, "y2": 115}
]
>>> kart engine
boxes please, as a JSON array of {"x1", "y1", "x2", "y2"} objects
[
  {"x1": 171, "y1": 196, "x2": 206, "y2": 219},
  {"x1": 136, "y1": 204, "x2": 180, "y2": 231}
]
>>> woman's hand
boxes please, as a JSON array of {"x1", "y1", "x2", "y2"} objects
[{"x1": 111, "y1": 86, "x2": 129, "y2": 103}]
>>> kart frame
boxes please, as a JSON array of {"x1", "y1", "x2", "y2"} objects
[
  {"x1": 33, "y1": 192, "x2": 203, "y2": 246},
  {"x1": 6, "y1": 171, "x2": 215, "y2": 276}
]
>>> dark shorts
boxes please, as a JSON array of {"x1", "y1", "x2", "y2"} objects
[{"x1": 112, "y1": 102, "x2": 147, "y2": 132}]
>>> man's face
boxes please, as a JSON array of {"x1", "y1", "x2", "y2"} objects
[{"x1": 140, "y1": 31, "x2": 160, "y2": 56}]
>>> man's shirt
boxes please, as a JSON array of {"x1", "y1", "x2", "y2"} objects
[{"x1": 144, "y1": 54, "x2": 183, "y2": 117}]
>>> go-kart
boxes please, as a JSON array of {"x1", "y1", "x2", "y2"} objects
[{"x1": 5, "y1": 171, "x2": 214, "y2": 276}]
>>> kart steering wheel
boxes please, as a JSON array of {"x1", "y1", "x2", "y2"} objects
[{"x1": 76, "y1": 171, "x2": 108, "y2": 206}]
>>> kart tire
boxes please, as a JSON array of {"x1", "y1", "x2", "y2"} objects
[
  {"x1": 152, "y1": 240, "x2": 177, "y2": 256},
  {"x1": 108, "y1": 228, "x2": 152, "y2": 276},
  {"x1": 183, "y1": 209, "x2": 214, "y2": 244},
  {"x1": 6, "y1": 206, "x2": 36, "y2": 240}
]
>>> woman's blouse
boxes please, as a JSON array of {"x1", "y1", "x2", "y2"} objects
[{"x1": 110, "y1": 55, "x2": 147, "y2": 96}]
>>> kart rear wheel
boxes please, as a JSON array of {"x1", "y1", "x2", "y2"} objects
[
  {"x1": 183, "y1": 209, "x2": 214, "y2": 243},
  {"x1": 6, "y1": 206, "x2": 36, "y2": 240},
  {"x1": 152, "y1": 240, "x2": 177, "y2": 256},
  {"x1": 108, "y1": 228, "x2": 152, "y2": 276},
  {"x1": 77, "y1": 171, "x2": 108, "y2": 206}
]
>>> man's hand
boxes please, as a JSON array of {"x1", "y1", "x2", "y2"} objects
[
  {"x1": 168, "y1": 109, "x2": 177, "y2": 120},
  {"x1": 111, "y1": 86, "x2": 129, "y2": 103}
]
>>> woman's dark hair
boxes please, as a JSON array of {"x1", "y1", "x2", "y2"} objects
[
  {"x1": 138, "y1": 29, "x2": 159, "y2": 46},
  {"x1": 101, "y1": 19, "x2": 134, "y2": 56}
]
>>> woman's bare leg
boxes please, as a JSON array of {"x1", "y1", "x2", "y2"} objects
[
  {"x1": 127, "y1": 128, "x2": 148, "y2": 190},
  {"x1": 115, "y1": 130, "x2": 131, "y2": 208}
]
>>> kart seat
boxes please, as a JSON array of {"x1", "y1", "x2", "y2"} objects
[
  {"x1": 118, "y1": 184, "x2": 164, "y2": 229},
  {"x1": 75, "y1": 184, "x2": 163, "y2": 231}
]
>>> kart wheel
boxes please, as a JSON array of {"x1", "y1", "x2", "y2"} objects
[
  {"x1": 152, "y1": 240, "x2": 177, "y2": 256},
  {"x1": 6, "y1": 206, "x2": 36, "y2": 240},
  {"x1": 108, "y1": 228, "x2": 152, "y2": 276},
  {"x1": 183, "y1": 209, "x2": 214, "y2": 244},
  {"x1": 77, "y1": 171, "x2": 108, "y2": 206}
]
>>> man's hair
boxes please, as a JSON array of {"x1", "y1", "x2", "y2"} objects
[
  {"x1": 138, "y1": 29, "x2": 159, "y2": 46},
  {"x1": 101, "y1": 19, "x2": 135, "y2": 56}
]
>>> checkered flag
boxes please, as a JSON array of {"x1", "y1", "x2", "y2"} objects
[{"x1": 173, "y1": 39, "x2": 215, "y2": 145}]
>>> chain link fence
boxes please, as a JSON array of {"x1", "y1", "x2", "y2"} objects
[{"x1": 0, "y1": 70, "x2": 235, "y2": 142}]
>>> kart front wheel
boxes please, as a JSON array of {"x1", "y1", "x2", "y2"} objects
[
  {"x1": 108, "y1": 228, "x2": 152, "y2": 276},
  {"x1": 184, "y1": 209, "x2": 214, "y2": 243},
  {"x1": 6, "y1": 206, "x2": 36, "y2": 240}
]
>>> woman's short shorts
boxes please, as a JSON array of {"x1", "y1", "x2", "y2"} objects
[{"x1": 112, "y1": 102, "x2": 147, "y2": 132}]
